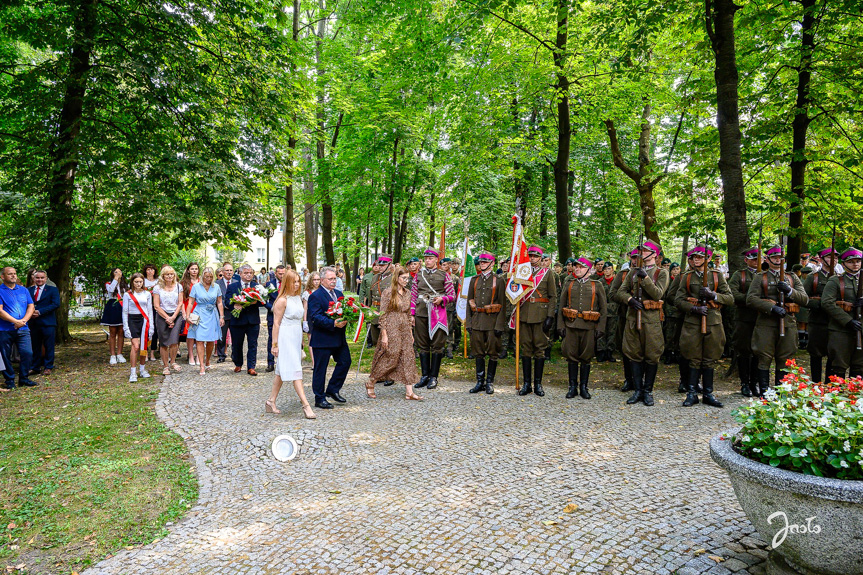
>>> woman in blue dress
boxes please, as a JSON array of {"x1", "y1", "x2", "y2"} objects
[{"x1": 187, "y1": 267, "x2": 225, "y2": 375}]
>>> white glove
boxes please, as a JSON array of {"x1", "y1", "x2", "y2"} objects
[{"x1": 302, "y1": 321, "x2": 309, "y2": 333}]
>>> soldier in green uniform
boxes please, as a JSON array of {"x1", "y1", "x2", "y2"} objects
[
  {"x1": 368, "y1": 255, "x2": 395, "y2": 385},
  {"x1": 557, "y1": 256, "x2": 607, "y2": 399},
  {"x1": 745, "y1": 245, "x2": 809, "y2": 395},
  {"x1": 673, "y1": 246, "x2": 734, "y2": 407},
  {"x1": 406, "y1": 257, "x2": 420, "y2": 291},
  {"x1": 609, "y1": 249, "x2": 640, "y2": 392},
  {"x1": 358, "y1": 261, "x2": 380, "y2": 307},
  {"x1": 411, "y1": 248, "x2": 457, "y2": 390},
  {"x1": 616, "y1": 240, "x2": 669, "y2": 406},
  {"x1": 802, "y1": 248, "x2": 838, "y2": 382},
  {"x1": 663, "y1": 262, "x2": 690, "y2": 392},
  {"x1": 821, "y1": 248, "x2": 863, "y2": 379},
  {"x1": 466, "y1": 252, "x2": 507, "y2": 394},
  {"x1": 497, "y1": 256, "x2": 515, "y2": 359},
  {"x1": 728, "y1": 247, "x2": 760, "y2": 396},
  {"x1": 596, "y1": 263, "x2": 617, "y2": 362},
  {"x1": 514, "y1": 246, "x2": 557, "y2": 397}
]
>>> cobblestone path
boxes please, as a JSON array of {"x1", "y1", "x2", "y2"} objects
[{"x1": 84, "y1": 333, "x2": 770, "y2": 575}]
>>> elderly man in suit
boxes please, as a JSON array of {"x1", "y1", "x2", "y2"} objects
[
  {"x1": 224, "y1": 264, "x2": 263, "y2": 375},
  {"x1": 264, "y1": 265, "x2": 286, "y2": 372},
  {"x1": 215, "y1": 263, "x2": 234, "y2": 363},
  {"x1": 28, "y1": 270, "x2": 60, "y2": 376},
  {"x1": 307, "y1": 266, "x2": 352, "y2": 409}
]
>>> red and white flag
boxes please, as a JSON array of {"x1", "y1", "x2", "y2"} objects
[{"x1": 506, "y1": 214, "x2": 534, "y2": 304}]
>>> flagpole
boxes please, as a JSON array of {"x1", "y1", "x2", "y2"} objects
[{"x1": 515, "y1": 304, "x2": 520, "y2": 391}]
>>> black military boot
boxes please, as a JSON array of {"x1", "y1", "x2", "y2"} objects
[
  {"x1": 642, "y1": 363, "x2": 657, "y2": 406},
  {"x1": 607, "y1": 350, "x2": 617, "y2": 363},
  {"x1": 427, "y1": 353, "x2": 443, "y2": 389},
  {"x1": 566, "y1": 361, "x2": 578, "y2": 399},
  {"x1": 825, "y1": 356, "x2": 834, "y2": 380},
  {"x1": 498, "y1": 348, "x2": 507, "y2": 360},
  {"x1": 469, "y1": 357, "x2": 486, "y2": 393},
  {"x1": 621, "y1": 356, "x2": 635, "y2": 392},
  {"x1": 850, "y1": 369, "x2": 863, "y2": 379},
  {"x1": 533, "y1": 357, "x2": 545, "y2": 396},
  {"x1": 626, "y1": 361, "x2": 644, "y2": 404},
  {"x1": 810, "y1": 355, "x2": 823, "y2": 383},
  {"x1": 757, "y1": 368, "x2": 771, "y2": 397},
  {"x1": 749, "y1": 356, "x2": 760, "y2": 396},
  {"x1": 485, "y1": 360, "x2": 497, "y2": 394},
  {"x1": 579, "y1": 362, "x2": 591, "y2": 399},
  {"x1": 683, "y1": 367, "x2": 701, "y2": 407},
  {"x1": 416, "y1": 353, "x2": 430, "y2": 388},
  {"x1": 701, "y1": 368, "x2": 723, "y2": 407},
  {"x1": 544, "y1": 347, "x2": 551, "y2": 361},
  {"x1": 518, "y1": 357, "x2": 532, "y2": 395},
  {"x1": 739, "y1": 355, "x2": 751, "y2": 396},
  {"x1": 677, "y1": 356, "x2": 689, "y2": 393},
  {"x1": 445, "y1": 347, "x2": 454, "y2": 359}
]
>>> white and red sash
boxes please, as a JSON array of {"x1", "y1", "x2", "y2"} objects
[
  {"x1": 509, "y1": 267, "x2": 549, "y2": 329},
  {"x1": 129, "y1": 292, "x2": 150, "y2": 357}
]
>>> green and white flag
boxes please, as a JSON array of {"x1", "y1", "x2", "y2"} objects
[{"x1": 456, "y1": 237, "x2": 475, "y2": 321}]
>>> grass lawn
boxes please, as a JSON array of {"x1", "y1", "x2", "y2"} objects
[{"x1": 0, "y1": 319, "x2": 197, "y2": 575}]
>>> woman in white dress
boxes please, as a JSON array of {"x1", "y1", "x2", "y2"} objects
[{"x1": 267, "y1": 270, "x2": 316, "y2": 419}]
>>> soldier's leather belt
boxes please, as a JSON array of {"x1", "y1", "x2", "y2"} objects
[
  {"x1": 685, "y1": 297, "x2": 722, "y2": 310},
  {"x1": 476, "y1": 303, "x2": 502, "y2": 313},
  {"x1": 809, "y1": 296, "x2": 821, "y2": 300},
  {"x1": 562, "y1": 307, "x2": 600, "y2": 321},
  {"x1": 839, "y1": 301, "x2": 854, "y2": 312},
  {"x1": 527, "y1": 297, "x2": 549, "y2": 303},
  {"x1": 642, "y1": 300, "x2": 664, "y2": 310}
]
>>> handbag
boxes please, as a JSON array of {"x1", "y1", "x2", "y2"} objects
[{"x1": 188, "y1": 312, "x2": 201, "y2": 326}]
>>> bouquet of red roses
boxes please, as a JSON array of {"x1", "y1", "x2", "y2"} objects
[
  {"x1": 326, "y1": 296, "x2": 373, "y2": 342},
  {"x1": 228, "y1": 287, "x2": 267, "y2": 318}
]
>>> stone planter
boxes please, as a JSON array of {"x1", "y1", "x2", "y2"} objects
[{"x1": 710, "y1": 432, "x2": 863, "y2": 575}]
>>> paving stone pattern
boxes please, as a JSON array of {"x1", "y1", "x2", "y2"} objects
[{"x1": 84, "y1": 332, "x2": 770, "y2": 575}]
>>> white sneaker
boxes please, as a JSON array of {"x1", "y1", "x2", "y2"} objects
[
  {"x1": 116, "y1": 355, "x2": 126, "y2": 363},
  {"x1": 139, "y1": 367, "x2": 151, "y2": 378},
  {"x1": 129, "y1": 370, "x2": 138, "y2": 383},
  {"x1": 109, "y1": 355, "x2": 118, "y2": 365}
]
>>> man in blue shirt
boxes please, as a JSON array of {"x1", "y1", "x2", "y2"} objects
[{"x1": 0, "y1": 267, "x2": 36, "y2": 389}]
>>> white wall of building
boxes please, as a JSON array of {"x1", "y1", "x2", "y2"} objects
[{"x1": 206, "y1": 224, "x2": 308, "y2": 271}]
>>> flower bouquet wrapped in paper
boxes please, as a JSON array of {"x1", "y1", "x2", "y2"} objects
[
  {"x1": 228, "y1": 287, "x2": 267, "y2": 318},
  {"x1": 325, "y1": 296, "x2": 373, "y2": 342}
]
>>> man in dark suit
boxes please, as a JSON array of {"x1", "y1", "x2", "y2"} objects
[
  {"x1": 215, "y1": 263, "x2": 234, "y2": 363},
  {"x1": 264, "y1": 265, "x2": 286, "y2": 372},
  {"x1": 308, "y1": 266, "x2": 352, "y2": 409},
  {"x1": 28, "y1": 270, "x2": 60, "y2": 376},
  {"x1": 224, "y1": 264, "x2": 262, "y2": 375}
]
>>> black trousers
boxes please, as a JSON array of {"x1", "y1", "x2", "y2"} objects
[
  {"x1": 216, "y1": 321, "x2": 229, "y2": 358},
  {"x1": 229, "y1": 323, "x2": 259, "y2": 370}
]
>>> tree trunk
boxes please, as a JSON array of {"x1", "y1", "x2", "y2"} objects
[
  {"x1": 46, "y1": 0, "x2": 97, "y2": 344},
  {"x1": 552, "y1": 0, "x2": 573, "y2": 263},
  {"x1": 303, "y1": 148, "x2": 318, "y2": 270},
  {"x1": 387, "y1": 138, "x2": 399, "y2": 253},
  {"x1": 282, "y1": 0, "x2": 300, "y2": 269},
  {"x1": 604, "y1": 112, "x2": 662, "y2": 245},
  {"x1": 787, "y1": 0, "x2": 818, "y2": 267},
  {"x1": 706, "y1": 0, "x2": 750, "y2": 274},
  {"x1": 428, "y1": 193, "x2": 435, "y2": 247},
  {"x1": 539, "y1": 164, "x2": 550, "y2": 237}
]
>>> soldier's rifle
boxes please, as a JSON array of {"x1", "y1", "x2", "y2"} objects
[
  {"x1": 779, "y1": 235, "x2": 786, "y2": 338},
  {"x1": 856, "y1": 253, "x2": 863, "y2": 351},
  {"x1": 697, "y1": 247, "x2": 708, "y2": 335},
  {"x1": 636, "y1": 232, "x2": 644, "y2": 330},
  {"x1": 757, "y1": 225, "x2": 764, "y2": 272},
  {"x1": 829, "y1": 224, "x2": 836, "y2": 278}
]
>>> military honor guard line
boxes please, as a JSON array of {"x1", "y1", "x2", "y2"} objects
[{"x1": 352, "y1": 214, "x2": 863, "y2": 411}]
